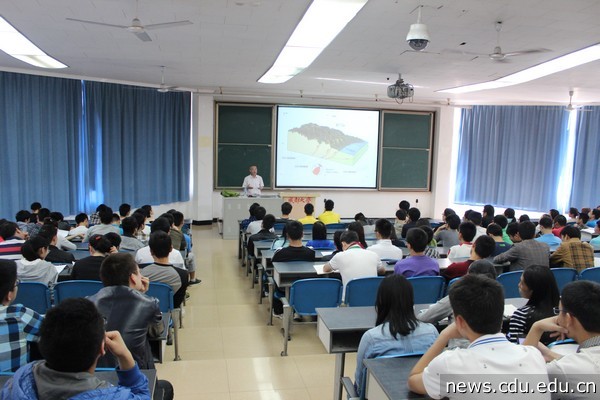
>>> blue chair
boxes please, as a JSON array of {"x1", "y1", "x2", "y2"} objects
[
  {"x1": 496, "y1": 271, "x2": 523, "y2": 298},
  {"x1": 407, "y1": 276, "x2": 445, "y2": 304},
  {"x1": 325, "y1": 223, "x2": 346, "y2": 230},
  {"x1": 146, "y1": 282, "x2": 181, "y2": 361},
  {"x1": 345, "y1": 276, "x2": 384, "y2": 307},
  {"x1": 53, "y1": 280, "x2": 104, "y2": 304},
  {"x1": 280, "y1": 278, "x2": 342, "y2": 356},
  {"x1": 14, "y1": 282, "x2": 51, "y2": 314},
  {"x1": 551, "y1": 268, "x2": 577, "y2": 292},
  {"x1": 579, "y1": 267, "x2": 600, "y2": 284},
  {"x1": 443, "y1": 277, "x2": 461, "y2": 296}
]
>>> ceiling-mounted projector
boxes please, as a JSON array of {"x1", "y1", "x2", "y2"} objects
[{"x1": 387, "y1": 75, "x2": 414, "y2": 99}]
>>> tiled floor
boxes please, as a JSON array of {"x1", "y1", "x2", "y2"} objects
[{"x1": 156, "y1": 225, "x2": 356, "y2": 399}]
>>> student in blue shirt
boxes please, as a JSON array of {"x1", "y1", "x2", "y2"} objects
[
  {"x1": 306, "y1": 221, "x2": 335, "y2": 250},
  {"x1": 535, "y1": 216, "x2": 562, "y2": 247}
]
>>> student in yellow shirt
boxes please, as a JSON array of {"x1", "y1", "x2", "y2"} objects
[
  {"x1": 298, "y1": 203, "x2": 318, "y2": 225},
  {"x1": 318, "y1": 199, "x2": 341, "y2": 225}
]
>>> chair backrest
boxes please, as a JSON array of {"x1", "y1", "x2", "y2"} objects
[
  {"x1": 407, "y1": 276, "x2": 445, "y2": 304},
  {"x1": 14, "y1": 282, "x2": 51, "y2": 314},
  {"x1": 146, "y1": 282, "x2": 175, "y2": 312},
  {"x1": 579, "y1": 267, "x2": 600, "y2": 284},
  {"x1": 550, "y1": 268, "x2": 578, "y2": 292},
  {"x1": 345, "y1": 276, "x2": 384, "y2": 307},
  {"x1": 496, "y1": 271, "x2": 523, "y2": 298},
  {"x1": 289, "y1": 278, "x2": 342, "y2": 316},
  {"x1": 54, "y1": 280, "x2": 104, "y2": 304},
  {"x1": 325, "y1": 223, "x2": 346, "y2": 230}
]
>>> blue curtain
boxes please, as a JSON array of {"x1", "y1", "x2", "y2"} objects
[
  {"x1": 83, "y1": 81, "x2": 191, "y2": 208},
  {"x1": 455, "y1": 106, "x2": 569, "y2": 211},
  {"x1": 0, "y1": 72, "x2": 82, "y2": 218},
  {"x1": 569, "y1": 106, "x2": 600, "y2": 208}
]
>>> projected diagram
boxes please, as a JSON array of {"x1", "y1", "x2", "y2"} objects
[{"x1": 287, "y1": 123, "x2": 368, "y2": 166}]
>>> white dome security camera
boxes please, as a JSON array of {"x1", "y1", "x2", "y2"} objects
[{"x1": 406, "y1": 23, "x2": 430, "y2": 51}]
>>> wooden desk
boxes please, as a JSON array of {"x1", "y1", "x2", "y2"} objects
[{"x1": 364, "y1": 357, "x2": 427, "y2": 399}]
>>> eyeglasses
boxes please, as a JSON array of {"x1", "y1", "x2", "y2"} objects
[{"x1": 553, "y1": 307, "x2": 567, "y2": 315}]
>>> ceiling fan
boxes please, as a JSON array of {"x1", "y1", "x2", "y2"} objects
[
  {"x1": 66, "y1": 1, "x2": 192, "y2": 42},
  {"x1": 487, "y1": 21, "x2": 550, "y2": 62},
  {"x1": 157, "y1": 66, "x2": 178, "y2": 93},
  {"x1": 565, "y1": 90, "x2": 591, "y2": 112}
]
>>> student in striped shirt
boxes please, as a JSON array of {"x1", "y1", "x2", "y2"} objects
[{"x1": 0, "y1": 222, "x2": 28, "y2": 260}]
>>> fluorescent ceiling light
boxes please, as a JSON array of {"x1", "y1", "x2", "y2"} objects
[
  {"x1": 258, "y1": 0, "x2": 368, "y2": 84},
  {"x1": 439, "y1": 43, "x2": 600, "y2": 94},
  {"x1": 0, "y1": 15, "x2": 67, "y2": 69}
]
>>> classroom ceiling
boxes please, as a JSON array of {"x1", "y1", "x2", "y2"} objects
[{"x1": 1, "y1": 0, "x2": 599, "y2": 106}]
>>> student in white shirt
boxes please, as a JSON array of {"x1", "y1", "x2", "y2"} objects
[
  {"x1": 368, "y1": 219, "x2": 404, "y2": 260},
  {"x1": 447, "y1": 222, "x2": 476, "y2": 261}
]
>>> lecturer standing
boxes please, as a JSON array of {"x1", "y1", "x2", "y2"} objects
[{"x1": 242, "y1": 165, "x2": 264, "y2": 197}]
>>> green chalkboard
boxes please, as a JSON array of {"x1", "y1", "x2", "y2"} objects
[
  {"x1": 215, "y1": 103, "x2": 274, "y2": 188},
  {"x1": 380, "y1": 111, "x2": 433, "y2": 189}
]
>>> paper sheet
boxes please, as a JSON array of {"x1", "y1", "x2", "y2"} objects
[
  {"x1": 54, "y1": 264, "x2": 68, "y2": 274},
  {"x1": 313, "y1": 264, "x2": 328, "y2": 275},
  {"x1": 503, "y1": 304, "x2": 518, "y2": 317}
]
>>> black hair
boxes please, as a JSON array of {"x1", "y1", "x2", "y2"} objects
[
  {"x1": 95, "y1": 204, "x2": 108, "y2": 213},
  {"x1": 506, "y1": 222, "x2": 519, "y2": 238},
  {"x1": 304, "y1": 203, "x2": 314, "y2": 216},
  {"x1": 568, "y1": 207, "x2": 579, "y2": 217},
  {"x1": 504, "y1": 208, "x2": 516, "y2": 220},
  {"x1": 375, "y1": 275, "x2": 418, "y2": 338},
  {"x1": 49, "y1": 212, "x2": 64, "y2": 222},
  {"x1": 395, "y1": 209, "x2": 407, "y2": 220},
  {"x1": 419, "y1": 225, "x2": 434, "y2": 244},
  {"x1": 171, "y1": 211, "x2": 184, "y2": 227},
  {"x1": 518, "y1": 221, "x2": 536, "y2": 240},
  {"x1": 254, "y1": 206, "x2": 266, "y2": 221},
  {"x1": 446, "y1": 214, "x2": 461, "y2": 230},
  {"x1": 443, "y1": 208, "x2": 456, "y2": 218},
  {"x1": 468, "y1": 211, "x2": 482, "y2": 226},
  {"x1": 88, "y1": 234, "x2": 113, "y2": 254},
  {"x1": 333, "y1": 230, "x2": 344, "y2": 252},
  {"x1": 149, "y1": 231, "x2": 172, "y2": 258},
  {"x1": 399, "y1": 200, "x2": 410, "y2": 212},
  {"x1": 340, "y1": 230, "x2": 359, "y2": 245},
  {"x1": 21, "y1": 236, "x2": 50, "y2": 261},
  {"x1": 522, "y1": 265, "x2": 560, "y2": 331},
  {"x1": 482, "y1": 205, "x2": 495, "y2": 217},
  {"x1": 75, "y1": 213, "x2": 88, "y2": 225},
  {"x1": 415, "y1": 218, "x2": 431, "y2": 228},
  {"x1": 468, "y1": 260, "x2": 497, "y2": 279},
  {"x1": 132, "y1": 212, "x2": 146, "y2": 230},
  {"x1": 458, "y1": 222, "x2": 476, "y2": 242},
  {"x1": 592, "y1": 209, "x2": 600, "y2": 220},
  {"x1": 562, "y1": 281, "x2": 600, "y2": 332},
  {"x1": 134, "y1": 207, "x2": 150, "y2": 219},
  {"x1": 281, "y1": 202, "x2": 292, "y2": 215},
  {"x1": 111, "y1": 213, "x2": 120, "y2": 223},
  {"x1": 406, "y1": 228, "x2": 428, "y2": 252},
  {"x1": 38, "y1": 223, "x2": 58, "y2": 241},
  {"x1": 121, "y1": 216, "x2": 138, "y2": 236},
  {"x1": 285, "y1": 220, "x2": 303, "y2": 241},
  {"x1": 449, "y1": 274, "x2": 504, "y2": 335},
  {"x1": 30, "y1": 202, "x2": 42, "y2": 211},
  {"x1": 549, "y1": 209, "x2": 560, "y2": 220},
  {"x1": 493, "y1": 214, "x2": 509, "y2": 229},
  {"x1": 150, "y1": 217, "x2": 171, "y2": 234},
  {"x1": 248, "y1": 202, "x2": 260, "y2": 217},
  {"x1": 407, "y1": 207, "x2": 421, "y2": 222},
  {"x1": 100, "y1": 253, "x2": 138, "y2": 287},
  {"x1": 312, "y1": 221, "x2": 327, "y2": 240},
  {"x1": 15, "y1": 210, "x2": 31, "y2": 222},
  {"x1": 354, "y1": 213, "x2": 367, "y2": 224},
  {"x1": 99, "y1": 207, "x2": 114, "y2": 225},
  {"x1": 38, "y1": 208, "x2": 51, "y2": 221},
  {"x1": 0, "y1": 260, "x2": 18, "y2": 302},
  {"x1": 561, "y1": 225, "x2": 581, "y2": 239},
  {"x1": 580, "y1": 213, "x2": 590, "y2": 224},
  {"x1": 519, "y1": 214, "x2": 530, "y2": 223},
  {"x1": 140, "y1": 205, "x2": 153, "y2": 215},
  {"x1": 375, "y1": 219, "x2": 393, "y2": 239},
  {"x1": 486, "y1": 223, "x2": 502, "y2": 237},
  {"x1": 324, "y1": 199, "x2": 334, "y2": 211},
  {"x1": 473, "y1": 235, "x2": 495, "y2": 259},
  {"x1": 538, "y1": 216, "x2": 553, "y2": 229},
  {"x1": 262, "y1": 214, "x2": 276, "y2": 230},
  {"x1": 39, "y1": 298, "x2": 105, "y2": 372},
  {"x1": 0, "y1": 222, "x2": 18, "y2": 239},
  {"x1": 347, "y1": 222, "x2": 367, "y2": 248},
  {"x1": 104, "y1": 232, "x2": 121, "y2": 249},
  {"x1": 118, "y1": 203, "x2": 131, "y2": 217},
  {"x1": 159, "y1": 213, "x2": 174, "y2": 226}
]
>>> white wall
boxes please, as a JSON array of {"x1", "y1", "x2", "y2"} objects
[{"x1": 150, "y1": 94, "x2": 457, "y2": 222}]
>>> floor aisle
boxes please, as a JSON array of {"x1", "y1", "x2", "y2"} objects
[{"x1": 155, "y1": 225, "x2": 357, "y2": 399}]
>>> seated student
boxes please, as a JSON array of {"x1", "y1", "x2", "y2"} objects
[
  {"x1": 15, "y1": 236, "x2": 58, "y2": 286},
  {"x1": 15, "y1": 210, "x2": 35, "y2": 235},
  {"x1": 305, "y1": 221, "x2": 335, "y2": 250},
  {"x1": 355, "y1": 213, "x2": 375, "y2": 236},
  {"x1": 88, "y1": 253, "x2": 163, "y2": 370},
  {"x1": 118, "y1": 203, "x2": 131, "y2": 221},
  {"x1": 447, "y1": 222, "x2": 476, "y2": 262},
  {"x1": 248, "y1": 214, "x2": 278, "y2": 256},
  {"x1": 240, "y1": 202, "x2": 260, "y2": 230},
  {"x1": 368, "y1": 219, "x2": 404, "y2": 260},
  {"x1": 394, "y1": 209, "x2": 407, "y2": 238},
  {"x1": 399, "y1": 200, "x2": 410, "y2": 213},
  {"x1": 49, "y1": 211, "x2": 71, "y2": 232},
  {"x1": 119, "y1": 216, "x2": 145, "y2": 251},
  {"x1": 590, "y1": 221, "x2": 600, "y2": 247},
  {"x1": 37, "y1": 223, "x2": 76, "y2": 263},
  {"x1": 318, "y1": 199, "x2": 341, "y2": 224},
  {"x1": 535, "y1": 216, "x2": 562, "y2": 247},
  {"x1": 587, "y1": 208, "x2": 600, "y2": 228},
  {"x1": 519, "y1": 214, "x2": 531, "y2": 223},
  {"x1": 442, "y1": 235, "x2": 495, "y2": 281},
  {"x1": 576, "y1": 212, "x2": 590, "y2": 230},
  {"x1": 550, "y1": 225, "x2": 594, "y2": 272},
  {"x1": 170, "y1": 211, "x2": 199, "y2": 285},
  {"x1": 88, "y1": 204, "x2": 107, "y2": 226},
  {"x1": 505, "y1": 221, "x2": 520, "y2": 243},
  {"x1": 298, "y1": 203, "x2": 318, "y2": 225},
  {"x1": 567, "y1": 207, "x2": 579, "y2": 223},
  {"x1": 494, "y1": 221, "x2": 550, "y2": 271},
  {"x1": 486, "y1": 223, "x2": 511, "y2": 256},
  {"x1": 433, "y1": 213, "x2": 460, "y2": 248},
  {"x1": 0, "y1": 260, "x2": 44, "y2": 373},
  {"x1": 272, "y1": 221, "x2": 315, "y2": 262},
  {"x1": 467, "y1": 211, "x2": 486, "y2": 240},
  {"x1": 524, "y1": 281, "x2": 600, "y2": 393},
  {"x1": 0, "y1": 222, "x2": 28, "y2": 260},
  {"x1": 246, "y1": 206, "x2": 268, "y2": 235},
  {"x1": 394, "y1": 228, "x2": 439, "y2": 277},
  {"x1": 507, "y1": 265, "x2": 559, "y2": 344},
  {"x1": 30, "y1": 202, "x2": 42, "y2": 218},
  {"x1": 83, "y1": 207, "x2": 120, "y2": 242},
  {"x1": 324, "y1": 230, "x2": 384, "y2": 300},
  {"x1": 104, "y1": 232, "x2": 122, "y2": 252},
  {"x1": 135, "y1": 218, "x2": 184, "y2": 266},
  {"x1": 408, "y1": 274, "x2": 549, "y2": 399},
  {"x1": 1, "y1": 298, "x2": 151, "y2": 399},
  {"x1": 552, "y1": 215, "x2": 567, "y2": 238},
  {"x1": 418, "y1": 260, "x2": 497, "y2": 325},
  {"x1": 504, "y1": 207, "x2": 517, "y2": 224},
  {"x1": 65, "y1": 212, "x2": 89, "y2": 241},
  {"x1": 481, "y1": 204, "x2": 494, "y2": 228},
  {"x1": 420, "y1": 225, "x2": 439, "y2": 259},
  {"x1": 132, "y1": 211, "x2": 150, "y2": 244},
  {"x1": 141, "y1": 231, "x2": 189, "y2": 309},
  {"x1": 276, "y1": 201, "x2": 293, "y2": 223},
  {"x1": 354, "y1": 275, "x2": 438, "y2": 397},
  {"x1": 401, "y1": 207, "x2": 421, "y2": 239},
  {"x1": 493, "y1": 214, "x2": 513, "y2": 245},
  {"x1": 347, "y1": 221, "x2": 369, "y2": 249},
  {"x1": 27, "y1": 208, "x2": 51, "y2": 238},
  {"x1": 71, "y1": 234, "x2": 113, "y2": 281}
]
